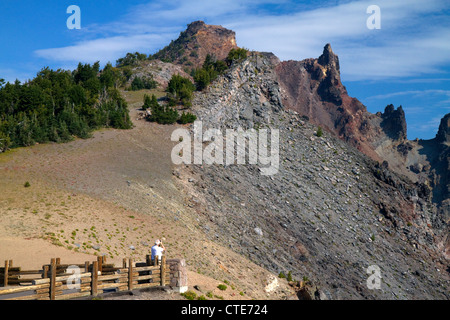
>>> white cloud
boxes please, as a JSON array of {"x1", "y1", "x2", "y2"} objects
[
  {"x1": 33, "y1": 0, "x2": 450, "y2": 81},
  {"x1": 366, "y1": 89, "x2": 450, "y2": 101},
  {"x1": 223, "y1": 0, "x2": 450, "y2": 80},
  {"x1": 34, "y1": 34, "x2": 169, "y2": 65}
]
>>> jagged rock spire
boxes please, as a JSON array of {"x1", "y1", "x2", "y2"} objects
[
  {"x1": 381, "y1": 104, "x2": 407, "y2": 141},
  {"x1": 318, "y1": 43, "x2": 340, "y2": 73}
]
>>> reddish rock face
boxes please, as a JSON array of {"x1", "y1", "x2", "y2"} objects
[
  {"x1": 185, "y1": 21, "x2": 238, "y2": 66},
  {"x1": 275, "y1": 44, "x2": 387, "y2": 161},
  {"x1": 152, "y1": 20, "x2": 238, "y2": 68},
  {"x1": 151, "y1": 22, "x2": 448, "y2": 217},
  {"x1": 275, "y1": 44, "x2": 448, "y2": 219}
]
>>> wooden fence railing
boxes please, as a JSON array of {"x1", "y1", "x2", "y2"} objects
[{"x1": 0, "y1": 255, "x2": 171, "y2": 300}]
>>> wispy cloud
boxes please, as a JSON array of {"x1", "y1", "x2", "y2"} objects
[
  {"x1": 225, "y1": 0, "x2": 450, "y2": 80},
  {"x1": 388, "y1": 78, "x2": 450, "y2": 84},
  {"x1": 411, "y1": 116, "x2": 444, "y2": 134},
  {"x1": 366, "y1": 90, "x2": 450, "y2": 101},
  {"x1": 35, "y1": 34, "x2": 168, "y2": 64},
  {"x1": 33, "y1": 0, "x2": 450, "y2": 81}
]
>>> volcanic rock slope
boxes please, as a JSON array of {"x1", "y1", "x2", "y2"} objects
[
  {"x1": 274, "y1": 43, "x2": 449, "y2": 238},
  {"x1": 153, "y1": 21, "x2": 449, "y2": 299}
]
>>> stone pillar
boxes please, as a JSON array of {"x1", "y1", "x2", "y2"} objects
[{"x1": 167, "y1": 259, "x2": 188, "y2": 293}]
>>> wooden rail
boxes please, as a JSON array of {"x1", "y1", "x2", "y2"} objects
[
  {"x1": 0, "y1": 255, "x2": 170, "y2": 300},
  {"x1": 1, "y1": 260, "x2": 44, "y2": 286}
]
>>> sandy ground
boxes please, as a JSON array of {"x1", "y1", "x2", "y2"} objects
[
  {"x1": 0, "y1": 89, "x2": 294, "y2": 300},
  {"x1": 0, "y1": 237, "x2": 96, "y2": 270}
]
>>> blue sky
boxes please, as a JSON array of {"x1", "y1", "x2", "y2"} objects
[{"x1": 1, "y1": 0, "x2": 449, "y2": 139}]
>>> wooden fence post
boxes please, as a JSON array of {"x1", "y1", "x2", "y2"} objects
[
  {"x1": 3, "y1": 260, "x2": 8, "y2": 287},
  {"x1": 97, "y1": 256, "x2": 103, "y2": 274},
  {"x1": 160, "y1": 255, "x2": 166, "y2": 287},
  {"x1": 123, "y1": 258, "x2": 127, "y2": 268},
  {"x1": 43, "y1": 265, "x2": 49, "y2": 279},
  {"x1": 128, "y1": 258, "x2": 133, "y2": 291},
  {"x1": 50, "y1": 259, "x2": 56, "y2": 300},
  {"x1": 91, "y1": 261, "x2": 98, "y2": 297}
]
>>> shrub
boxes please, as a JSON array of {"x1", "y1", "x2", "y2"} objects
[
  {"x1": 278, "y1": 272, "x2": 286, "y2": 279},
  {"x1": 193, "y1": 54, "x2": 229, "y2": 91},
  {"x1": 316, "y1": 126, "x2": 323, "y2": 137},
  {"x1": 121, "y1": 67, "x2": 133, "y2": 82},
  {"x1": 156, "y1": 106, "x2": 179, "y2": 125},
  {"x1": 166, "y1": 74, "x2": 195, "y2": 107},
  {"x1": 24, "y1": 181, "x2": 31, "y2": 188},
  {"x1": 178, "y1": 112, "x2": 197, "y2": 124},
  {"x1": 142, "y1": 94, "x2": 159, "y2": 111},
  {"x1": 145, "y1": 95, "x2": 179, "y2": 125},
  {"x1": 217, "y1": 284, "x2": 227, "y2": 291},
  {"x1": 0, "y1": 131, "x2": 11, "y2": 153},
  {"x1": 287, "y1": 271, "x2": 294, "y2": 282},
  {"x1": 130, "y1": 75, "x2": 157, "y2": 91},
  {"x1": 116, "y1": 52, "x2": 148, "y2": 67},
  {"x1": 226, "y1": 48, "x2": 249, "y2": 66},
  {"x1": 181, "y1": 290, "x2": 197, "y2": 300},
  {"x1": 193, "y1": 68, "x2": 211, "y2": 91}
]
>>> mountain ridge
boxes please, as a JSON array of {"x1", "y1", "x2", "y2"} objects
[
  {"x1": 1, "y1": 20, "x2": 447, "y2": 300},
  {"x1": 153, "y1": 21, "x2": 448, "y2": 233},
  {"x1": 150, "y1": 21, "x2": 449, "y2": 298}
]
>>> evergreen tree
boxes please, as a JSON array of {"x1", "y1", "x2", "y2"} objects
[
  {"x1": 178, "y1": 112, "x2": 197, "y2": 124},
  {"x1": 193, "y1": 54, "x2": 229, "y2": 91},
  {"x1": 129, "y1": 75, "x2": 158, "y2": 91},
  {"x1": 226, "y1": 48, "x2": 249, "y2": 66},
  {"x1": 166, "y1": 74, "x2": 195, "y2": 107},
  {"x1": 99, "y1": 62, "x2": 121, "y2": 89},
  {"x1": 0, "y1": 130, "x2": 11, "y2": 152},
  {"x1": 142, "y1": 94, "x2": 159, "y2": 111},
  {"x1": 0, "y1": 63, "x2": 132, "y2": 152}
]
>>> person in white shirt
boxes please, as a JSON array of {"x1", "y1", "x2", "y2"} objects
[{"x1": 151, "y1": 239, "x2": 165, "y2": 263}]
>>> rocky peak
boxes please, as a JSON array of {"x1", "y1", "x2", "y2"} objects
[
  {"x1": 185, "y1": 20, "x2": 207, "y2": 35},
  {"x1": 318, "y1": 43, "x2": 340, "y2": 73},
  {"x1": 152, "y1": 21, "x2": 238, "y2": 68},
  {"x1": 315, "y1": 44, "x2": 343, "y2": 105},
  {"x1": 380, "y1": 104, "x2": 407, "y2": 141},
  {"x1": 275, "y1": 43, "x2": 381, "y2": 156},
  {"x1": 436, "y1": 113, "x2": 450, "y2": 143}
]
